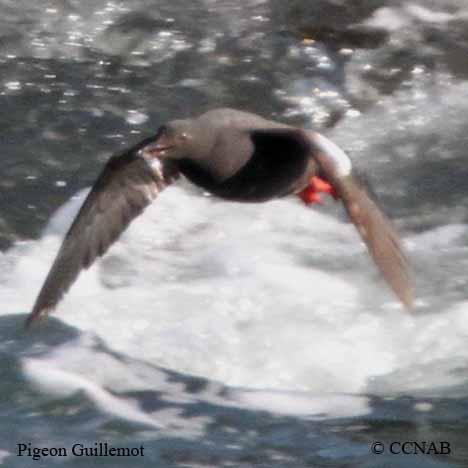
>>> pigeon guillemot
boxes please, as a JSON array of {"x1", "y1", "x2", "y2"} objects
[{"x1": 26, "y1": 108, "x2": 412, "y2": 327}]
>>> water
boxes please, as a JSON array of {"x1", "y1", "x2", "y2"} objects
[{"x1": 2, "y1": 0, "x2": 468, "y2": 466}]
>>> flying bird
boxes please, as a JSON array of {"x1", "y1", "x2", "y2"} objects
[{"x1": 26, "y1": 108, "x2": 413, "y2": 327}]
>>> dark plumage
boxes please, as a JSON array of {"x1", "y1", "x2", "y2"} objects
[{"x1": 26, "y1": 108, "x2": 413, "y2": 327}]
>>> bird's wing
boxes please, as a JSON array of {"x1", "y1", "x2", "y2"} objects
[
  {"x1": 308, "y1": 131, "x2": 413, "y2": 310},
  {"x1": 26, "y1": 142, "x2": 179, "y2": 327}
]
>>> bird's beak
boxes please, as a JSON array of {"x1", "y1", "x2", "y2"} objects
[{"x1": 138, "y1": 133, "x2": 175, "y2": 161}]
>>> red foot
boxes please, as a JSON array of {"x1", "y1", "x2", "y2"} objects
[{"x1": 298, "y1": 176, "x2": 337, "y2": 205}]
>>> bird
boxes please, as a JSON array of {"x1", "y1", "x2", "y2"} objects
[{"x1": 25, "y1": 108, "x2": 413, "y2": 327}]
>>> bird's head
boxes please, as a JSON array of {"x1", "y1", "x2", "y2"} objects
[{"x1": 138, "y1": 119, "x2": 197, "y2": 162}]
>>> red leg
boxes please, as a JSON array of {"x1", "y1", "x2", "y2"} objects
[{"x1": 297, "y1": 176, "x2": 337, "y2": 205}]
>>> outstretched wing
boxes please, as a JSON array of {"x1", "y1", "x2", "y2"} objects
[
  {"x1": 26, "y1": 141, "x2": 179, "y2": 327},
  {"x1": 309, "y1": 131, "x2": 413, "y2": 310}
]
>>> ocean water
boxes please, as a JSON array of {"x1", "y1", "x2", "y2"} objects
[{"x1": 2, "y1": 0, "x2": 468, "y2": 466}]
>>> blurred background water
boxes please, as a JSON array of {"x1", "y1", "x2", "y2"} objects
[{"x1": 2, "y1": 0, "x2": 468, "y2": 466}]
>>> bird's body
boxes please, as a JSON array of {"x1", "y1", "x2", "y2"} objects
[
  {"x1": 26, "y1": 108, "x2": 413, "y2": 327},
  {"x1": 167, "y1": 109, "x2": 304, "y2": 199}
]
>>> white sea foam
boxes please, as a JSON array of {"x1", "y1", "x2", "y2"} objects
[
  {"x1": 230, "y1": 389, "x2": 370, "y2": 419},
  {"x1": 22, "y1": 356, "x2": 162, "y2": 428},
  {"x1": 3, "y1": 182, "x2": 468, "y2": 419}
]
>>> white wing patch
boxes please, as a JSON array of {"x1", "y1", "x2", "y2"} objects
[
  {"x1": 313, "y1": 132, "x2": 352, "y2": 177},
  {"x1": 148, "y1": 157, "x2": 164, "y2": 177}
]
